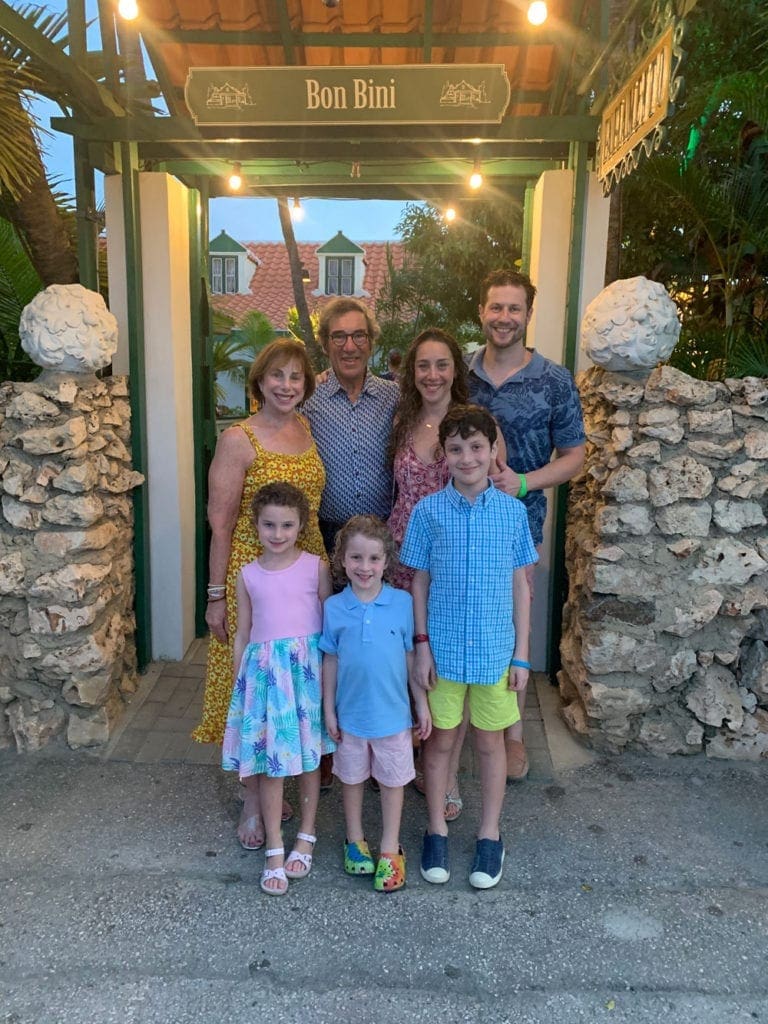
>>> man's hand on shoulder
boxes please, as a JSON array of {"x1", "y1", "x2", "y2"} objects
[{"x1": 490, "y1": 458, "x2": 523, "y2": 497}]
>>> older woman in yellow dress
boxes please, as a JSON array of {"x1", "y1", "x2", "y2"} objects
[{"x1": 192, "y1": 339, "x2": 326, "y2": 852}]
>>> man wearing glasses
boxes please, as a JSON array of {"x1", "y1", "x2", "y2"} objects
[{"x1": 303, "y1": 297, "x2": 399, "y2": 556}]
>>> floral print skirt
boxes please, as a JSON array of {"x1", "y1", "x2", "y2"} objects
[{"x1": 221, "y1": 633, "x2": 335, "y2": 779}]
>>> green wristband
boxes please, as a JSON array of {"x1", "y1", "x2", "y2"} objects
[{"x1": 518, "y1": 473, "x2": 528, "y2": 499}]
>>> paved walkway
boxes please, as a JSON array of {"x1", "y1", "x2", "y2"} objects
[{"x1": 103, "y1": 638, "x2": 574, "y2": 782}]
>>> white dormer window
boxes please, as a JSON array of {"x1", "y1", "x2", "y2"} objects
[
  {"x1": 210, "y1": 256, "x2": 238, "y2": 294},
  {"x1": 326, "y1": 257, "x2": 355, "y2": 296}
]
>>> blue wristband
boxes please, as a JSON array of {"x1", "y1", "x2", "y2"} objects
[{"x1": 510, "y1": 658, "x2": 531, "y2": 669}]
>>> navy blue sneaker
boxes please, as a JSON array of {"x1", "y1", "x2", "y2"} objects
[
  {"x1": 469, "y1": 837, "x2": 505, "y2": 889},
  {"x1": 420, "y1": 831, "x2": 450, "y2": 884}
]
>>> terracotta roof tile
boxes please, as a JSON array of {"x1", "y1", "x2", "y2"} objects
[{"x1": 210, "y1": 238, "x2": 404, "y2": 330}]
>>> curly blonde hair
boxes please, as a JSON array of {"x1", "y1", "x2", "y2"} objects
[{"x1": 331, "y1": 515, "x2": 396, "y2": 584}]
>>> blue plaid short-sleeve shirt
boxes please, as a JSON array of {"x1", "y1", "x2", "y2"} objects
[{"x1": 399, "y1": 480, "x2": 538, "y2": 686}]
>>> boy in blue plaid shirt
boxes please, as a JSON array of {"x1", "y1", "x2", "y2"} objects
[{"x1": 400, "y1": 404, "x2": 537, "y2": 889}]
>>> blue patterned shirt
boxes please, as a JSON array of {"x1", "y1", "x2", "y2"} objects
[
  {"x1": 400, "y1": 480, "x2": 538, "y2": 686},
  {"x1": 303, "y1": 370, "x2": 399, "y2": 523},
  {"x1": 467, "y1": 348, "x2": 585, "y2": 545}
]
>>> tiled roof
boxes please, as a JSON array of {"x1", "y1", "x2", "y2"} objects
[{"x1": 210, "y1": 238, "x2": 405, "y2": 331}]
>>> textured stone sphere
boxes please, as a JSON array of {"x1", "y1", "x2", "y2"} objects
[
  {"x1": 581, "y1": 276, "x2": 681, "y2": 371},
  {"x1": 20, "y1": 284, "x2": 118, "y2": 372}
]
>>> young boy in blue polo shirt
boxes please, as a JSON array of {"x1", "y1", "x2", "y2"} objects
[
  {"x1": 400, "y1": 404, "x2": 537, "y2": 889},
  {"x1": 321, "y1": 515, "x2": 432, "y2": 892}
]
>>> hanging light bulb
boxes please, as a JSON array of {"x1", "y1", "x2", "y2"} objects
[
  {"x1": 468, "y1": 158, "x2": 483, "y2": 190},
  {"x1": 444, "y1": 206, "x2": 457, "y2": 223},
  {"x1": 527, "y1": 1, "x2": 548, "y2": 26},
  {"x1": 118, "y1": 0, "x2": 139, "y2": 19},
  {"x1": 291, "y1": 197, "x2": 305, "y2": 222},
  {"x1": 228, "y1": 162, "x2": 243, "y2": 192}
]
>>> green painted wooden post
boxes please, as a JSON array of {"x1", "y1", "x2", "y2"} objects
[
  {"x1": 117, "y1": 142, "x2": 152, "y2": 668},
  {"x1": 520, "y1": 179, "x2": 536, "y2": 275},
  {"x1": 189, "y1": 185, "x2": 213, "y2": 636},
  {"x1": 547, "y1": 138, "x2": 589, "y2": 679}
]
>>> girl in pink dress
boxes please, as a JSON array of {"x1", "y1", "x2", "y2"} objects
[{"x1": 223, "y1": 482, "x2": 335, "y2": 895}]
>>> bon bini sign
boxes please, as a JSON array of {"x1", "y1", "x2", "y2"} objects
[
  {"x1": 598, "y1": 26, "x2": 673, "y2": 184},
  {"x1": 185, "y1": 64, "x2": 510, "y2": 126}
]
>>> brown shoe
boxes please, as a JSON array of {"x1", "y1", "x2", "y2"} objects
[
  {"x1": 320, "y1": 753, "x2": 334, "y2": 790},
  {"x1": 506, "y1": 739, "x2": 529, "y2": 783}
]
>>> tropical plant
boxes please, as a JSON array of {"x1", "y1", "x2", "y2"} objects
[
  {"x1": 210, "y1": 309, "x2": 275, "y2": 407},
  {"x1": 0, "y1": 215, "x2": 42, "y2": 381},
  {"x1": 0, "y1": 4, "x2": 78, "y2": 284}
]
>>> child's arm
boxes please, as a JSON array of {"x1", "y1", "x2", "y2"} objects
[
  {"x1": 411, "y1": 569, "x2": 436, "y2": 692},
  {"x1": 322, "y1": 653, "x2": 341, "y2": 743},
  {"x1": 317, "y1": 560, "x2": 333, "y2": 604},
  {"x1": 508, "y1": 565, "x2": 531, "y2": 692},
  {"x1": 232, "y1": 571, "x2": 252, "y2": 683},
  {"x1": 406, "y1": 649, "x2": 432, "y2": 740}
]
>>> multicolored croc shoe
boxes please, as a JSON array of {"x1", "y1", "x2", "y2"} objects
[
  {"x1": 374, "y1": 847, "x2": 406, "y2": 893},
  {"x1": 344, "y1": 838, "x2": 375, "y2": 875}
]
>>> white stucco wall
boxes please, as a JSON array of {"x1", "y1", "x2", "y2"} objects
[
  {"x1": 525, "y1": 169, "x2": 609, "y2": 670},
  {"x1": 104, "y1": 172, "x2": 197, "y2": 661}
]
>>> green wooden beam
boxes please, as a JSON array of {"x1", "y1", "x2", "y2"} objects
[
  {"x1": 0, "y1": 0, "x2": 125, "y2": 118},
  {"x1": 51, "y1": 113, "x2": 598, "y2": 144},
  {"x1": 153, "y1": 28, "x2": 564, "y2": 48},
  {"x1": 276, "y1": 0, "x2": 296, "y2": 65},
  {"x1": 423, "y1": 0, "x2": 434, "y2": 62}
]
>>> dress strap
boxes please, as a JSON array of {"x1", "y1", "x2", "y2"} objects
[{"x1": 238, "y1": 421, "x2": 263, "y2": 454}]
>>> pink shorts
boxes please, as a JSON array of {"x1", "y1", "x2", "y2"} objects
[{"x1": 333, "y1": 728, "x2": 416, "y2": 788}]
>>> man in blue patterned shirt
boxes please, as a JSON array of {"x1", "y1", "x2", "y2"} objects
[
  {"x1": 303, "y1": 297, "x2": 399, "y2": 555},
  {"x1": 401, "y1": 404, "x2": 537, "y2": 889},
  {"x1": 468, "y1": 269, "x2": 586, "y2": 782}
]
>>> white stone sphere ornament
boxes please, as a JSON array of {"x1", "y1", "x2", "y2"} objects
[
  {"x1": 20, "y1": 283, "x2": 118, "y2": 373},
  {"x1": 580, "y1": 276, "x2": 681, "y2": 372}
]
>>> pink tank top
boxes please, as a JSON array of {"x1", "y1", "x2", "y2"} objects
[{"x1": 241, "y1": 552, "x2": 322, "y2": 643}]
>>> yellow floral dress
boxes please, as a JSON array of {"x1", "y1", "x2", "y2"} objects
[{"x1": 192, "y1": 420, "x2": 326, "y2": 744}]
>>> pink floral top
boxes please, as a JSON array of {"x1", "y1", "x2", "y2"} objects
[{"x1": 387, "y1": 439, "x2": 450, "y2": 592}]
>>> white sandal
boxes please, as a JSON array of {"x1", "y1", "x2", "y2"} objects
[
  {"x1": 260, "y1": 847, "x2": 288, "y2": 896},
  {"x1": 284, "y1": 832, "x2": 316, "y2": 879}
]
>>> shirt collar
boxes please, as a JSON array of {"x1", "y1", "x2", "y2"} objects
[
  {"x1": 444, "y1": 477, "x2": 497, "y2": 509},
  {"x1": 341, "y1": 582, "x2": 394, "y2": 609},
  {"x1": 325, "y1": 368, "x2": 381, "y2": 398},
  {"x1": 468, "y1": 346, "x2": 544, "y2": 385}
]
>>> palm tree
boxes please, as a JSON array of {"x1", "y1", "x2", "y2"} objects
[
  {"x1": 0, "y1": 6, "x2": 78, "y2": 285},
  {"x1": 0, "y1": 214, "x2": 41, "y2": 380},
  {"x1": 211, "y1": 309, "x2": 275, "y2": 410}
]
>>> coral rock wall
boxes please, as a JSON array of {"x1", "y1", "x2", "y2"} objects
[
  {"x1": 0, "y1": 373, "x2": 143, "y2": 752},
  {"x1": 560, "y1": 365, "x2": 768, "y2": 760}
]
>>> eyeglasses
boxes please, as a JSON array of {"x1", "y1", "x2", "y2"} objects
[{"x1": 329, "y1": 330, "x2": 370, "y2": 348}]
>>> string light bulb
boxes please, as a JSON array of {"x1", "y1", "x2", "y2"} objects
[
  {"x1": 468, "y1": 158, "x2": 483, "y2": 190},
  {"x1": 228, "y1": 162, "x2": 243, "y2": 192},
  {"x1": 444, "y1": 206, "x2": 457, "y2": 223},
  {"x1": 118, "y1": 0, "x2": 139, "y2": 19},
  {"x1": 291, "y1": 197, "x2": 305, "y2": 222},
  {"x1": 527, "y1": 1, "x2": 548, "y2": 25}
]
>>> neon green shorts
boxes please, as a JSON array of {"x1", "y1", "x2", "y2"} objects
[{"x1": 428, "y1": 669, "x2": 520, "y2": 732}]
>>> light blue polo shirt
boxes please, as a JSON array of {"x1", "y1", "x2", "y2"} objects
[{"x1": 319, "y1": 583, "x2": 414, "y2": 739}]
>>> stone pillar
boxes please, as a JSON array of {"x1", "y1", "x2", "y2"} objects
[
  {"x1": 560, "y1": 365, "x2": 768, "y2": 759},
  {"x1": 0, "y1": 285, "x2": 144, "y2": 752}
]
